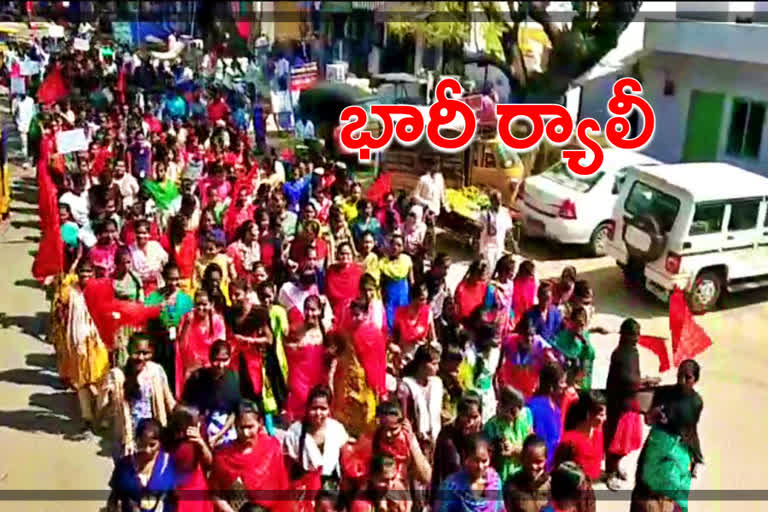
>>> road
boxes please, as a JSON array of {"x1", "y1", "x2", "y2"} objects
[{"x1": 0, "y1": 99, "x2": 766, "y2": 511}]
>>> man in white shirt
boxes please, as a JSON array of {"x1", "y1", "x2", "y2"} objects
[
  {"x1": 479, "y1": 190, "x2": 513, "y2": 271},
  {"x1": 13, "y1": 92, "x2": 36, "y2": 161},
  {"x1": 112, "y1": 160, "x2": 140, "y2": 211},
  {"x1": 412, "y1": 164, "x2": 449, "y2": 217}
]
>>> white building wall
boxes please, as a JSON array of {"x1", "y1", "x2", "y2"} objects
[{"x1": 637, "y1": 53, "x2": 768, "y2": 175}]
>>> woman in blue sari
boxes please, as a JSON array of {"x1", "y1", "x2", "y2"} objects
[
  {"x1": 107, "y1": 418, "x2": 176, "y2": 512},
  {"x1": 436, "y1": 433, "x2": 505, "y2": 512},
  {"x1": 379, "y1": 234, "x2": 414, "y2": 332}
]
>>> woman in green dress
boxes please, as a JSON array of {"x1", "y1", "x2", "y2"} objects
[
  {"x1": 144, "y1": 262, "x2": 193, "y2": 391},
  {"x1": 484, "y1": 386, "x2": 533, "y2": 483},
  {"x1": 551, "y1": 306, "x2": 595, "y2": 390}
]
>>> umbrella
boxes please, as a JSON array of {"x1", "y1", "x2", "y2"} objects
[{"x1": 297, "y1": 81, "x2": 372, "y2": 126}]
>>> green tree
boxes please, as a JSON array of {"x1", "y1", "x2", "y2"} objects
[{"x1": 387, "y1": 1, "x2": 643, "y2": 99}]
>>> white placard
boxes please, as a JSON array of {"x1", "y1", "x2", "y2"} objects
[
  {"x1": 20, "y1": 60, "x2": 40, "y2": 77},
  {"x1": 73, "y1": 38, "x2": 90, "y2": 52},
  {"x1": 48, "y1": 24, "x2": 65, "y2": 39},
  {"x1": 625, "y1": 225, "x2": 652, "y2": 252},
  {"x1": 56, "y1": 129, "x2": 88, "y2": 154}
]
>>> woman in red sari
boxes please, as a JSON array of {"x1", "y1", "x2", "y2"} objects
[
  {"x1": 284, "y1": 295, "x2": 330, "y2": 423},
  {"x1": 175, "y1": 289, "x2": 227, "y2": 398},
  {"x1": 165, "y1": 405, "x2": 214, "y2": 512},
  {"x1": 554, "y1": 391, "x2": 607, "y2": 512},
  {"x1": 209, "y1": 401, "x2": 291, "y2": 512},
  {"x1": 393, "y1": 282, "x2": 436, "y2": 363},
  {"x1": 512, "y1": 260, "x2": 539, "y2": 325},
  {"x1": 454, "y1": 260, "x2": 489, "y2": 327},
  {"x1": 325, "y1": 241, "x2": 364, "y2": 311}
]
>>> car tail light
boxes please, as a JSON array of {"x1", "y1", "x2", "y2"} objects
[
  {"x1": 558, "y1": 199, "x2": 577, "y2": 219},
  {"x1": 665, "y1": 252, "x2": 681, "y2": 274},
  {"x1": 606, "y1": 220, "x2": 616, "y2": 241}
]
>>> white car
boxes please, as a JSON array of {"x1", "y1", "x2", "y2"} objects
[
  {"x1": 518, "y1": 149, "x2": 662, "y2": 256},
  {"x1": 605, "y1": 162, "x2": 768, "y2": 312}
]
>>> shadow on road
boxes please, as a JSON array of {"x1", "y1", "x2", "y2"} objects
[
  {"x1": 13, "y1": 278, "x2": 44, "y2": 290},
  {"x1": 0, "y1": 368, "x2": 64, "y2": 389},
  {"x1": 0, "y1": 391, "x2": 81, "y2": 437},
  {"x1": 25, "y1": 352, "x2": 57, "y2": 371},
  {"x1": 575, "y1": 265, "x2": 668, "y2": 320},
  {"x1": 0, "y1": 312, "x2": 51, "y2": 341},
  {"x1": 519, "y1": 237, "x2": 589, "y2": 261}
]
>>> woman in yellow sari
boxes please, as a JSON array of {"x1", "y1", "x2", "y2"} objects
[
  {"x1": 50, "y1": 259, "x2": 110, "y2": 432},
  {"x1": 332, "y1": 299, "x2": 387, "y2": 438}
]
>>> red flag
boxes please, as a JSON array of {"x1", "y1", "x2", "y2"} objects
[
  {"x1": 366, "y1": 172, "x2": 392, "y2": 204},
  {"x1": 37, "y1": 64, "x2": 69, "y2": 105},
  {"x1": 31, "y1": 153, "x2": 65, "y2": 280},
  {"x1": 638, "y1": 335, "x2": 670, "y2": 373},
  {"x1": 669, "y1": 287, "x2": 713, "y2": 367},
  {"x1": 83, "y1": 278, "x2": 162, "y2": 350}
]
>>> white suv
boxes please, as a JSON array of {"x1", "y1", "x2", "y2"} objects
[
  {"x1": 518, "y1": 149, "x2": 661, "y2": 256},
  {"x1": 605, "y1": 162, "x2": 768, "y2": 312}
]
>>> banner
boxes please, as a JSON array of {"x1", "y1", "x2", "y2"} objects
[{"x1": 56, "y1": 129, "x2": 88, "y2": 154}]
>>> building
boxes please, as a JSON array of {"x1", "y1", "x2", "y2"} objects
[{"x1": 576, "y1": 1, "x2": 768, "y2": 176}]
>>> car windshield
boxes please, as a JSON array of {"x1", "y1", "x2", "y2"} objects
[
  {"x1": 540, "y1": 162, "x2": 605, "y2": 193},
  {"x1": 624, "y1": 181, "x2": 681, "y2": 233}
]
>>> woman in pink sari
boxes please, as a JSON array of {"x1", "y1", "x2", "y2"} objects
[
  {"x1": 226, "y1": 220, "x2": 261, "y2": 285},
  {"x1": 175, "y1": 289, "x2": 227, "y2": 398},
  {"x1": 484, "y1": 255, "x2": 516, "y2": 342},
  {"x1": 284, "y1": 295, "x2": 330, "y2": 423},
  {"x1": 512, "y1": 260, "x2": 539, "y2": 327}
]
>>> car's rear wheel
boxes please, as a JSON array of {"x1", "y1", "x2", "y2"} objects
[
  {"x1": 589, "y1": 222, "x2": 611, "y2": 257},
  {"x1": 689, "y1": 271, "x2": 723, "y2": 313}
]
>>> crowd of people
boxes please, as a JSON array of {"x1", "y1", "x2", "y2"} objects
[{"x1": 3, "y1": 30, "x2": 704, "y2": 512}]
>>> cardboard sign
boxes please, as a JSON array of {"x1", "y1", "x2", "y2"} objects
[
  {"x1": 20, "y1": 60, "x2": 40, "y2": 77},
  {"x1": 48, "y1": 24, "x2": 65, "y2": 39},
  {"x1": 73, "y1": 38, "x2": 90, "y2": 52},
  {"x1": 56, "y1": 129, "x2": 88, "y2": 154}
]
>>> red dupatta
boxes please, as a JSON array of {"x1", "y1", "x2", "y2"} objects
[
  {"x1": 325, "y1": 263, "x2": 364, "y2": 310},
  {"x1": 82, "y1": 277, "x2": 162, "y2": 350},
  {"x1": 166, "y1": 232, "x2": 198, "y2": 280},
  {"x1": 454, "y1": 279, "x2": 488, "y2": 325},
  {"x1": 351, "y1": 322, "x2": 387, "y2": 398},
  {"x1": 37, "y1": 64, "x2": 69, "y2": 105},
  {"x1": 209, "y1": 433, "x2": 291, "y2": 512}
]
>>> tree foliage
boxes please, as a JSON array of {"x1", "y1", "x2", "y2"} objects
[{"x1": 387, "y1": 1, "x2": 643, "y2": 98}]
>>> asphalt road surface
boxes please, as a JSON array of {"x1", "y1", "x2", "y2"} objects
[{"x1": 0, "y1": 96, "x2": 766, "y2": 511}]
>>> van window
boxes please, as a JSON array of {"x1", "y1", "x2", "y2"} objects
[
  {"x1": 689, "y1": 203, "x2": 726, "y2": 235},
  {"x1": 624, "y1": 181, "x2": 681, "y2": 232},
  {"x1": 728, "y1": 199, "x2": 761, "y2": 231}
]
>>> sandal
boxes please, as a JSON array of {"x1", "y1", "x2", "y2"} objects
[
  {"x1": 617, "y1": 468, "x2": 628, "y2": 481},
  {"x1": 605, "y1": 475, "x2": 622, "y2": 492}
]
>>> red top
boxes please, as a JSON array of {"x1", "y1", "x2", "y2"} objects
[
  {"x1": 554, "y1": 427, "x2": 604, "y2": 480},
  {"x1": 207, "y1": 100, "x2": 231, "y2": 123},
  {"x1": 454, "y1": 279, "x2": 488, "y2": 325}
]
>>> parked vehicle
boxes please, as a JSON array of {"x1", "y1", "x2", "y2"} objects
[
  {"x1": 605, "y1": 162, "x2": 768, "y2": 312},
  {"x1": 517, "y1": 149, "x2": 661, "y2": 256}
]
